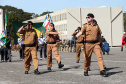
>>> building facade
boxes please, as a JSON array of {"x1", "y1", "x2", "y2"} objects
[
  {"x1": 0, "y1": 9, "x2": 4, "y2": 34},
  {"x1": 23, "y1": 7, "x2": 124, "y2": 46}
]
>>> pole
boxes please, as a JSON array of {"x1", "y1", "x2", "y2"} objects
[
  {"x1": 80, "y1": 8, "x2": 82, "y2": 27},
  {"x1": 110, "y1": 7, "x2": 112, "y2": 47}
]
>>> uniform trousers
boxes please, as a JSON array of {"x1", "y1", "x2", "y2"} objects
[
  {"x1": 84, "y1": 42, "x2": 105, "y2": 72},
  {"x1": 1, "y1": 47, "x2": 8, "y2": 61},
  {"x1": 76, "y1": 43, "x2": 85, "y2": 61},
  {"x1": 47, "y1": 44, "x2": 61, "y2": 67},
  {"x1": 24, "y1": 46, "x2": 38, "y2": 71}
]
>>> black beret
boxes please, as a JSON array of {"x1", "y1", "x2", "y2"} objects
[
  {"x1": 77, "y1": 27, "x2": 81, "y2": 30},
  {"x1": 28, "y1": 21, "x2": 33, "y2": 25},
  {"x1": 87, "y1": 13, "x2": 94, "y2": 18}
]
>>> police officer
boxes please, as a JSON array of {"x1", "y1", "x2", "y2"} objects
[
  {"x1": 46, "y1": 23, "x2": 64, "y2": 71},
  {"x1": 38, "y1": 32, "x2": 46, "y2": 60},
  {"x1": 18, "y1": 34, "x2": 24, "y2": 60},
  {"x1": 17, "y1": 21, "x2": 40, "y2": 74},
  {"x1": 76, "y1": 13, "x2": 108, "y2": 77},
  {"x1": 71, "y1": 27, "x2": 85, "y2": 63}
]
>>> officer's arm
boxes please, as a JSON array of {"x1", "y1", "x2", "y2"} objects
[
  {"x1": 49, "y1": 32, "x2": 64, "y2": 35},
  {"x1": 71, "y1": 31, "x2": 77, "y2": 36},
  {"x1": 97, "y1": 25, "x2": 103, "y2": 48},
  {"x1": 76, "y1": 32, "x2": 82, "y2": 38},
  {"x1": 35, "y1": 32, "x2": 38, "y2": 47},
  {"x1": 18, "y1": 26, "x2": 25, "y2": 33},
  {"x1": 76, "y1": 25, "x2": 86, "y2": 38},
  {"x1": 17, "y1": 24, "x2": 27, "y2": 33}
]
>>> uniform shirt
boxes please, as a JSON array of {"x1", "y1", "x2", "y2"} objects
[
  {"x1": 0, "y1": 40, "x2": 4, "y2": 48},
  {"x1": 46, "y1": 30, "x2": 59, "y2": 42},
  {"x1": 81, "y1": 22, "x2": 102, "y2": 41},
  {"x1": 20, "y1": 29, "x2": 38, "y2": 45},
  {"x1": 76, "y1": 34, "x2": 84, "y2": 43},
  {"x1": 18, "y1": 38, "x2": 24, "y2": 46},
  {"x1": 38, "y1": 37, "x2": 44, "y2": 44}
]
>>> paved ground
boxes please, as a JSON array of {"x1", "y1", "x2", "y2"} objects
[{"x1": 0, "y1": 47, "x2": 126, "y2": 84}]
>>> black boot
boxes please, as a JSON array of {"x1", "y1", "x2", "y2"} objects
[
  {"x1": 58, "y1": 62, "x2": 64, "y2": 68},
  {"x1": 88, "y1": 68, "x2": 91, "y2": 71},
  {"x1": 84, "y1": 72, "x2": 89, "y2": 76},
  {"x1": 25, "y1": 71, "x2": 28, "y2": 74},
  {"x1": 121, "y1": 47, "x2": 123, "y2": 51},
  {"x1": 34, "y1": 69, "x2": 40, "y2": 75},
  {"x1": 103, "y1": 65, "x2": 107, "y2": 70},
  {"x1": 47, "y1": 67, "x2": 52, "y2": 71},
  {"x1": 100, "y1": 70, "x2": 108, "y2": 77}
]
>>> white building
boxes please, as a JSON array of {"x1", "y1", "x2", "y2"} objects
[
  {"x1": 23, "y1": 7, "x2": 124, "y2": 46},
  {"x1": 0, "y1": 8, "x2": 4, "y2": 34}
]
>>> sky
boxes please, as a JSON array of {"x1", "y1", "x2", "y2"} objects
[{"x1": 0, "y1": 0, "x2": 126, "y2": 14}]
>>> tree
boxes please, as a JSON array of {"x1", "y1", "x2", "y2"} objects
[
  {"x1": 0, "y1": 5, "x2": 34, "y2": 44},
  {"x1": 32, "y1": 14, "x2": 40, "y2": 18},
  {"x1": 40, "y1": 11, "x2": 53, "y2": 16}
]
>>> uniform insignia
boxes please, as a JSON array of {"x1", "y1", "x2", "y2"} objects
[
  {"x1": 86, "y1": 27, "x2": 89, "y2": 29},
  {"x1": 96, "y1": 26, "x2": 98, "y2": 29}
]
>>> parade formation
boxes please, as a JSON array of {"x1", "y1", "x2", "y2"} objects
[{"x1": 0, "y1": 9, "x2": 125, "y2": 82}]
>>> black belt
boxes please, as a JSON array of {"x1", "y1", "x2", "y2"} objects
[
  {"x1": 25, "y1": 43, "x2": 36, "y2": 47},
  {"x1": 84, "y1": 40, "x2": 98, "y2": 44},
  {"x1": 76, "y1": 42, "x2": 83, "y2": 44},
  {"x1": 47, "y1": 42, "x2": 56, "y2": 44}
]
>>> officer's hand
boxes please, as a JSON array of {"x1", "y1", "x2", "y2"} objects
[
  {"x1": 23, "y1": 24, "x2": 27, "y2": 28},
  {"x1": 59, "y1": 32, "x2": 64, "y2": 34}
]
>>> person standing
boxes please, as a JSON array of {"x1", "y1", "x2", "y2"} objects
[
  {"x1": 46, "y1": 23, "x2": 64, "y2": 71},
  {"x1": 0, "y1": 40, "x2": 8, "y2": 62},
  {"x1": 71, "y1": 27, "x2": 85, "y2": 63},
  {"x1": 121, "y1": 32, "x2": 126, "y2": 51},
  {"x1": 38, "y1": 32, "x2": 46, "y2": 60},
  {"x1": 102, "y1": 41, "x2": 110, "y2": 55},
  {"x1": 17, "y1": 21, "x2": 40, "y2": 74},
  {"x1": 18, "y1": 34, "x2": 24, "y2": 60},
  {"x1": 76, "y1": 13, "x2": 108, "y2": 77},
  {"x1": 5, "y1": 34, "x2": 11, "y2": 62}
]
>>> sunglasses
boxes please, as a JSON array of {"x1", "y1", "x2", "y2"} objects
[
  {"x1": 86, "y1": 17, "x2": 91, "y2": 19},
  {"x1": 28, "y1": 24, "x2": 32, "y2": 26},
  {"x1": 50, "y1": 25, "x2": 53, "y2": 27}
]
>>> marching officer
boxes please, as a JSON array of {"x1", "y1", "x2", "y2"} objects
[
  {"x1": 38, "y1": 32, "x2": 47, "y2": 60},
  {"x1": 71, "y1": 27, "x2": 85, "y2": 63},
  {"x1": 17, "y1": 21, "x2": 40, "y2": 75},
  {"x1": 76, "y1": 13, "x2": 108, "y2": 77},
  {"x1": 46, "y1": 23, "x2": 64, "y2": 71},
  {"x1": 18, "y1": 34, "x2": 25, "y2": 60}
]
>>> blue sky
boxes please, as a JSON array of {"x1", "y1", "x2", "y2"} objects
[{"x1": 0, "y1": 0, "x2": 126, "y2": 14}]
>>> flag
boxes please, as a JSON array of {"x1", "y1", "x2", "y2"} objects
[
  {"x1": 43, "y1": 13, "x2": 51, "y2": 29},
  {"x1": 0, "y1": 31, "x2": 6, "y2": 45},
  {"x1": 0, "y1": 12, "x2": 7, "y2": 44},
  {"x1": 12, "y1": 22, "x2": 45, "y2": 44},
  {"x1": 4, "y1": 12, "x2": 7, "y2": 38}
]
